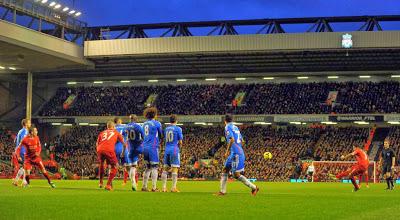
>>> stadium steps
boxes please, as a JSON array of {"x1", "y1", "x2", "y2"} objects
[
  {"x1": 368, "y1": 127, "x2": 390, "y2": 161},
  {"x1": 0, "y1": 160, "x2": 13, "y2": 169},
  {"x1": 368, "y1": 142, "x2": 381, "y2": 161}
]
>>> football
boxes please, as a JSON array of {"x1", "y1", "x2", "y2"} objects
[{"x1": 263, "y1": 152, "x2": 273, "y2": 159}]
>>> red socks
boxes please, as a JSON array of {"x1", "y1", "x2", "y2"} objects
[
  {"x1": 350, "y1": 177, "x2": 359, "y2": 189},
  {"x1": 43, "y1": 172, "x2": 51, "y2": 184},
  {"x1": 99, "y1": 165, "x2": 105, "y2": 185},
  {"x1": 107, "y1": 167, "x2": 117, "y2": 186},
  {"x1": 123, "y1": 169, "x2": 128, "y2": 184}
]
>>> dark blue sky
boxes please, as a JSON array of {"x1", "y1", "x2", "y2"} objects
[{"x1": 64, "y1": 0, "x2": 400, "y2": 26}]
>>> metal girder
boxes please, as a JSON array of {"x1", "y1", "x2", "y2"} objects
[
  {"x1": 359, "y1": 17, "x2": 383, "y2": 31},
  {"x1": 0, "y1": 0, "x2": 86, "y2": 44},
  {"x1": 207, "y1": 22, "x2": 238, "y2": 35},
  {"x1": 220, "y1": 23, "x2": 238, "y2": 35},
  {"x1": 127, "y1": 26, "x2": 147, "y2": 38},
  {"x1": 86, "y1": 15, "x2": 400, "y2": 40},
  {"x1": 257, "y1": 21, "x2": 285, "y2": 34},
  {"x1": 307, "y1": 19, "x2": 333, "y2": 32},
  {"x1": 173, "y1": 25, "x2": 192, "y2": 36}
]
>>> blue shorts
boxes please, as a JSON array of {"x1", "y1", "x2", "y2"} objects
[
  {"x1": 115, "y1": 143, "x2": 127, "y2": 165},
  {"x1": 163, "y1": 150, "x2": 180, "y2": 168},
  {"x1": 224, "y1": 153, "x2": 245, "y2": 173},
  {"x1": 126, "y1": 144, "x2": 143, "y2": 166},
  {"x1": 143, "y1": 147, "x2": 159, "y2": 165}
]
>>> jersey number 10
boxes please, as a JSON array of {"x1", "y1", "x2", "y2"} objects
[{"x1": 166, "y1": 130, "x2": 174, "y2": 143}]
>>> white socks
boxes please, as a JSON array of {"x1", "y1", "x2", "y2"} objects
[
  {"x1": 142, "y1": 168, "x2": 151, "y2": 189},
  {"x1": 151, "y1": 168, "x2": 158, "y2": 190},
  {"x1": 220, "y1": 173, "x2": 228, "y2": 193},
  {"x1": 238, "y1": 175, "x2": 256, "y2": 190},
  {"x1": 161, "y1": 171, "x2": 178, "y2": 190},
  {"x1": 129, "y1": 167, "x2": 136, "y2": 189},
  {"x1": 161, "y1": 171, "x2": 168, "y2": 190},
  {"x1": 171, "y1": 172, "x2": 178, "y2": 190},
  {"x1": 16, "y1": 168, "x2": 24, "y2": 181}
]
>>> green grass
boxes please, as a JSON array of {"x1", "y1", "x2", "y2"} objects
[{"x1": 0, "y1": 179, "x2": 399, "y2": 220}]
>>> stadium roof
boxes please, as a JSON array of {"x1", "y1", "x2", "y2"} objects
[
  {"x1": 3, "y1": 15, "x2": 400, "y2": 81},
  {"x1": 0, "y1": 20, "x2": 91, "y2": 80}
]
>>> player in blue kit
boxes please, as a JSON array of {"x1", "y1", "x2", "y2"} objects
[
  {"x1": 141, "y1": 107, "x2": 163, "y2": 192},
  {"x1": 125, "y1": 114, "x2": 145, "y2": 191},
  {"x1": 217, "y1": 114, "x2": 259, "y2": 196},
  {"x1": 114, "y1": 117, "x2": 129, "y2": 185},
  {"x1": 161, "y1": 115, "x2": 183, "y2": 193},
  {"x1": 12, "y1": 119, "x2": 31, "y2": 186}
]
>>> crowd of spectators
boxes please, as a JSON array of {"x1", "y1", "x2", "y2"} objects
[
  {"x1": 0, "y1": 129, "x2": 14, "y2": 177},
  {"x1": 314, "y1": 127, "x2": 369, "y2": 161},
  {"x1": 40, "y1": 81, "x2": 400, "y2": 116},
  {"x1": 51, "y1": 126, "x2": 101, "y2": 177}
]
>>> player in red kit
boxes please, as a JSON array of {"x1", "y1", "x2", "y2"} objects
[
  {"x1": 329, "y1": 146, "x2": 369, "y2": 192},
  {"x1": 97, "y1": 121, "x2": 127, "y2": 191},
  {"x1": 15, "y1": 126, "x2": 55, "y2": 188}
]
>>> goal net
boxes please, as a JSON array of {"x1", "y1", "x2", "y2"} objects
[{"x1": 311, "y1": 161, "x2": 377, "y2": 183}]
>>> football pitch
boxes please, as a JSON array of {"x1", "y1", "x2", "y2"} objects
[{"x1": 0, "y1": 179, "x2": 399, "y2": 220}]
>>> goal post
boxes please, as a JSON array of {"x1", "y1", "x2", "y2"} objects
[{"x1": 311, "y1": 161, "x2": 377, "y2": 183}]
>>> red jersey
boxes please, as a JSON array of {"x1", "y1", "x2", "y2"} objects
[
  {"x1": 16, "y1": 136, "x2": 41, "y2": 159},
  {"x1": 353, "y1": 147, "x2": 369, "y2": 167},
  {"x1": 97, "y1": 129, "x2": 125, "y2": 153}
]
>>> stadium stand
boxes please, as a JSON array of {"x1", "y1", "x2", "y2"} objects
[
  {"x1": 39, "y1": 81, "x2": 400, "y2": 116},
  {"x1": 0, "y1": 129, "x2": 15, "y2": 177}
]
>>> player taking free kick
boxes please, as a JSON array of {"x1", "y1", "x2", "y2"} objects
[{"x1": 329, "y1": 145, "x2": 369, "y2": 192}]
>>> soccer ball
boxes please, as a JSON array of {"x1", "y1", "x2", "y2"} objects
[{"x1": 263, "y1": 152, "x2": 272, "y2": 160}]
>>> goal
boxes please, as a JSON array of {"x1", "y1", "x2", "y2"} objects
[{"x1": 311, "y1": 161, "x2": 377, "y2": 183}]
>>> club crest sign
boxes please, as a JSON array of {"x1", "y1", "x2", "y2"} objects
[{"x1": 342, "y1": 33, "x2": 353, "y2": 49}]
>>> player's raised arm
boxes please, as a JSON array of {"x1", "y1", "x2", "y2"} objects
[{"x1": 341, "y1": 151, "x2": 355, "y2": 160}]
